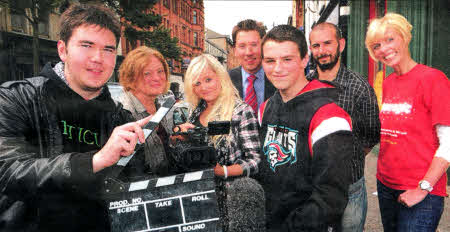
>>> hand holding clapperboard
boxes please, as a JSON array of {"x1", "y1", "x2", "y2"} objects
[{"x1": 102, "y1": 97, "x2": 222, "y2": 232}]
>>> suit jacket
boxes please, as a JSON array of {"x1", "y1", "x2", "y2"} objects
[{"x1": 229, "y1": 66, "x2": 276, "y2": 101}]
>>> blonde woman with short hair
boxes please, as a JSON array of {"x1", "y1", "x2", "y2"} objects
[
  {"x1": 181, "y1": 54, "x2": 261, "y2": 177},
  {"x1": 366, "y1": 13, "x2": 450, "y2": 231}
]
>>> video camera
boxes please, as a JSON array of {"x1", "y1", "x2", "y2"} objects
[
  {"x1": 170, "y1": 121, "x2": 230, "y2": 172},
  {"x1": 102, "y1": 98, "x2": 223, "y2": 232}
]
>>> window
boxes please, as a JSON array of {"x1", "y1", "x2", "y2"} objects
[
  {"x1": 11, "y1": 13, "x2": 26, "y2": 33},
  {"x1": 38, "y1": 21, "x2": 49, "y2": 36},
  {"x1": 194, "y1": 32, "x2": 198, "y2": 47},
  {"x1": 181, "y1": 4, "x2": 184, "y2": 19},
  {"x1": 193, "y1": 11, "x2": 197, "y2": 24},
  {"x1": 163, "y1": 0, "x2": 170, "y2": 9},
  {"x1": 172, "y1": 0, "x2": 177, "y2": 14}
]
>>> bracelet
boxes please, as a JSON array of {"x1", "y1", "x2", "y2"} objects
[{"x1": 223, "y1": 165, "x2": 228, "y2": 179}]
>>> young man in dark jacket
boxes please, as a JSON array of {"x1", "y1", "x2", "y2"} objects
[
  {"x1": 0, "y1": 5, "x2": 150, "y2": 231},
  {"x1": 257, "y1": 25, "x2": 354, "y2": 232}
]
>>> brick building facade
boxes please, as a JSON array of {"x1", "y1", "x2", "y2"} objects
[{"x1": 120, "y1": 0, "x2": 205, "y2": 75}]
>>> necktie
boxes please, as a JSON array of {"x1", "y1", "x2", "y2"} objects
[{"x1": 245, "y1": 74, "x2": 257, "y2": 112}]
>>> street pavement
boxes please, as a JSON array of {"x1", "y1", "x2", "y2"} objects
[{"x1": 364, "y1": 152, "x2": 450, "y2": 231}]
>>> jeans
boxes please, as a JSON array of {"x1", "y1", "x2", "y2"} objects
[
  {"x1": 341, "y1": 177, "x2": 367, "y2": 232},
  {"x1": 377, "y1": 180, "x2": 444, "y2": 232}
]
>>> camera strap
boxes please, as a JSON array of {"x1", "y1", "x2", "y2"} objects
[{"x1": 108, "y1": 96, "x2": 176, "y2": 178}]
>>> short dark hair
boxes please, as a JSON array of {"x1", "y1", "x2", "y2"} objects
[
  {"x1": 231, "y1": 19, "x2": 266, "y2": 46},
  {"x1": 311, "y1": 22, "x2": 342, "y2": 40},
  {"x1": 261, "y1": 25, "x2": 308, "y2": 59},
  {"x1": 59, "y1": 4, "x2": 121, "y2": 45}
]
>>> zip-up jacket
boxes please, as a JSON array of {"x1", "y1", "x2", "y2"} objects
[
  {"x1": 257, "y1": 80, "x2": 354, "y2": 232},
  {"x1": 0, "y1": 63, "x2": 142, "y2": 231}
]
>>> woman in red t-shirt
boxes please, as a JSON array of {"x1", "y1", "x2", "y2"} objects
[{"x1": 365, "y1": 13, "x2": 450, "y2": 231}]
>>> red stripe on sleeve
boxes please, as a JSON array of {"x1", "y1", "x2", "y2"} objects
[{"x1": 308, "y1": 103, "x2": 353, "y2": 155}]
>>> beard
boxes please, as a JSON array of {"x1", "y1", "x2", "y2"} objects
[
  {"x1": 312, "y1": 44, "x2": 341, "y2": 71},
  {"x1": 82, "y1": 85, "x2": 103, "y2": 92}
]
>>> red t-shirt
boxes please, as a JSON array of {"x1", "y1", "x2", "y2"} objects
[{"x1": 377, "y1": 64, "x2": 450, "y2": 196}]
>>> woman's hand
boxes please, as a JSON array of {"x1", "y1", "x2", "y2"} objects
[
  {"x1": 398, "y1": 156, "x2": 450, "y2": 207},
  {"x1": 176, "y1": 123, "x2": 196, "y2": 133},
  {"x1": 397, "y1": 188, "x2": 428, "y2": 207},
  {"x1": 213, "y1": 163, "x2": 244, "y2": 178},
  {"x1": 214, "y1": 163, "x2": 225, "y2": 177},
  {"x1": 170, "y1": 123, "x2": 196, "y2": 142}
]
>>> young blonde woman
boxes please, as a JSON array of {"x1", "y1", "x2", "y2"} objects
[
  {"x1": 176, "y1": 54, "x2": 264, "y2": 232},
  {"x1": 118, "y1": 46, "x2": 173, "y2": 177},
  {"x1": 366, "y1": 13, "x2": 450, "y2": 231}
]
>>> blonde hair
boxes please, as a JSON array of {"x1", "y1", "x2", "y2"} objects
[
  {"x1": 184, "y1": 54, "x2": 240, "y2": 143},
  {"x1": 365, "y1": 13, "x2": 412, "y2": 61},
  {"x1": 119, "y1": 46, "x2": 170, "y2": 93}
]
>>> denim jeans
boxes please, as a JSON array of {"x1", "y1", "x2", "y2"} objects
[
  {"x1": 341, "y1": 177, "x2": 367, "y2": 232},
  {"x1": 377, "y1": 180, "x2": 444, "y2": 232}
]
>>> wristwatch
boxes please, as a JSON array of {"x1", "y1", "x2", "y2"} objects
[{"x1": 419, "y1": 180, "x2": 433, "y2": 192}]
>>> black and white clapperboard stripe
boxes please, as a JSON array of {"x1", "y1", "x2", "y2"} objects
[
  {"x1": 116, "y1": 96, "x2": 176, "y2": 168},
  {"x1": 104, "y1": 169, "x2": 221, "y2": 232},
  {"x1": 102, "y1": 97, "x2": 221, "y2": 232}
]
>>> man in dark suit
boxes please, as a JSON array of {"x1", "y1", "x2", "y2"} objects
[{"x1": 229, "y1": 19, "x2": 276, "y2": 113}]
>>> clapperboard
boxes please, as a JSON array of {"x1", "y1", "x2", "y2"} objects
[
  {"x1": 102, "y1": 97, "x2": 221, "y2": 232},
  {"x1": 103, "y1": 169, "x2": 221, "y2": 232}
]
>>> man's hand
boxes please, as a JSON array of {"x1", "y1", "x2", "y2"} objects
[
  {"x1": 397, "y1": 188, "x2": 428, "y2": 207},
  {"x1": 92, "y1": 115, "x2": 152, "y2": 173}
]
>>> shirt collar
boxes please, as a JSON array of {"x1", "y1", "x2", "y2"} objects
[
  {"x1": 308, "y1": 64, "x2": 348, "y2": 87},
  {"x1": 124, "y1": 91, "x2": 148, "y2": 114},
  {"x1": 334, "y1": 64, "x2": 346, "y2": 81},
  {"x1": 53, "y1": 61, "x2": 68, "y2": 85},
  {"x1": 241, "y1": 66, "x2": 264, "y2": 80},
  {"x1": 123, "y1": 90, "x2": 176, "y2": 116}
]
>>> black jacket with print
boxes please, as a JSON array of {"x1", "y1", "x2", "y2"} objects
[
  {"x1": 257, "y1": 84, "x2": 354, "y2": 232},
  {"x1": 0, "y1": 63, "x2": 144, "y2": 231}
]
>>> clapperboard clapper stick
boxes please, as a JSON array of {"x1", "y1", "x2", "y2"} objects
[
  {"x1": 105, "y1": 96, "x2": 176, "y2": 179},
  {"x1": 101, "y1": 97, "x2": 223, "y2": 232}
]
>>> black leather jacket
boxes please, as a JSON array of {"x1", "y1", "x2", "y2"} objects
[{"x1": 0, "y1": 63, "x2": 139, "y2": 231}]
